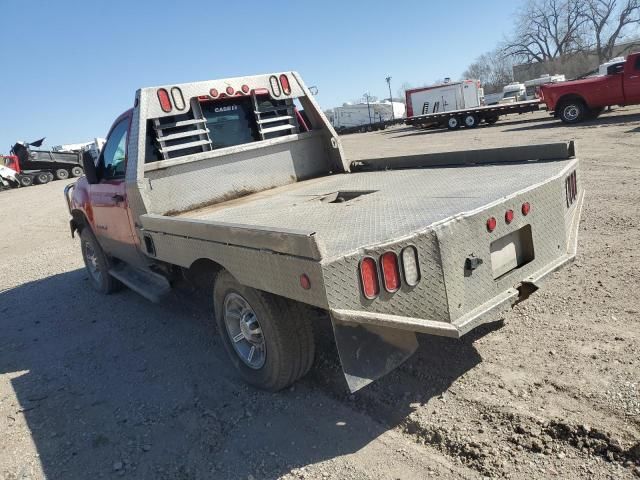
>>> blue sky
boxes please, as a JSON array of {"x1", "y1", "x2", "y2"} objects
[{"x1": 0, "y1": 0, "x2": 518, "y2": 151}]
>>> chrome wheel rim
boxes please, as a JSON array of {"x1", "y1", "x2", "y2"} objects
[
  {"x1": 223, "y1": 293, "x2": 266, "y2": 369},
  {"x1": 83, "y1": 241, "x2": 102, "y2": 284},
  {"x1": 465, "y1": 116, "x2": 475, "y2": 127},
  {"x1": 563, "y1": 105, "x2": 579, "y2": 121},
  {"x1": 448, "y1": 118, "x2": 458, "y2": 128}
]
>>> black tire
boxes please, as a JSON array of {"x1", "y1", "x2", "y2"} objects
[
  {"x1": 71, "y1": 166, "x2": 84, "y2": 177},
  {"x1": 485, "y1": 115, "x2": 499, "y2": 125},
  {"x1": 446, "y1": 116, "x2": 461, "y2": 130},
  {"x1": 55, "y1": 168, "x2": 70, "y2": 180},
  {"x1": 35, "y1": 172, "x2": 51, "y2": 184},
  {"x1": 19, "y1": 175, "x2": 33, "y2": 187},
  {"x1": 214, "y1": 270, "x2": 315, "y2": 391},
  {"x1": 80, "y1": 228, "x2": 121, "y2": 294},
  {"x1": 558, "y1": 99, "x2": 586, "y2": 124},
  {"x1": 463, "y1": 114, "x2": 479, "y2": 128}
]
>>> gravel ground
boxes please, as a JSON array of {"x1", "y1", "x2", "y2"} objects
[{"x1": 1, "y1": 106, "x2": 639, "y2": 480}]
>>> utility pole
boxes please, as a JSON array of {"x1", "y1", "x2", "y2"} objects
[
  {"x1": 385, "y1": 76, "x2": 395, "y2": 120},
  {"x1": 363, "y1": 92, "x2": 372, "y2": 126}
]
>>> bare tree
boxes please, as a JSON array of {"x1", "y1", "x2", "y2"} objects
[
  {"x1": 504, "y1": 0, "x2": 588, "y2": 62},
  {"x1": 462, "y1": 49, "x2": 515, "y2": 93},
  {"x1": 584, "y1": 0, "x2": 640, "y2": 62}
]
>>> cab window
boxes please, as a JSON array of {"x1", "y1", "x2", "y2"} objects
[
  {"x1": 635, "y1": 56, "x2": 640, "y2": 71},
  {"x1": 99, "y1": 119, "x2": 129, "y2": 179}
]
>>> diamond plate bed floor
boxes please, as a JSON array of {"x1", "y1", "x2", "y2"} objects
[{"x1": 176, "y1": 160, "x2": 573, "y2": 258}]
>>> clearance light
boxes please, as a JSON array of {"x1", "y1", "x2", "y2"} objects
[
  {"x1": 487, "y1": 217, "x2": 497, "y2": 232},
  {"x1": 505, "y1": 209, "x2": 514, "y2": 224},
  {"x1": 209, "y1": 88, "x2": 219, "y2": 97},
  {"x1": 401, "y1": 246, "x2": 420, "y2": 286},
  {"x1": 300, "y1": 274, "x2": 311, "y2": 290},
  {"x1": 522, "y1": 202, "x2": 531, "y2": 215},
  {"x1": 280, "y1": 74, "x2": 291, "y2": 95},
  {"x1": 380, "y1": 252, "x2": 401, "y2": 293},
  {"x1": 241, "y1": 84, "x2": 250, "y2": 94},
  {"x1": 226, "y1": 86, "x2": 235, "y2": 96},
  {"x1": 157, "y1": 88, "x2": 172, "y2": 112},
  {"x1": 359, "y1": 257, "x2": 380, "y2": 299}
]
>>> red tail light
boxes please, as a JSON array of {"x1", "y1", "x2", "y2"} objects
[
  {"x1": 280, "y1": 74, "x2": 291, "y2": 95},
  {"x1": 299, "y1": 274, "x2": 311, "y2": 290},
  {"x1": 226, "y1": 86, "x2": 234, "y2": 96},
  {"x1": 522, "y1": 202, "x2": 531, "y2": 215},
  {"x1": 487, "y1": 217, "x2": 497, "y2": 232},
  {"x1": 241, "y1": 84, "x2": 250, "y2": 94},
  {"x1": 505, "y1": 209, "x2": 514, "y2": 224},
  {"x1": 157, "y1": 88, "x2": 172, "y2": 112},
  {"x1": 209, "y1": 88, "x2": 219, "y2": 98},
  {"x1": 360, "y1": 257, "x2": 380, "y2": 299},
  {"x1": 380, "y1": 252, "x2": 401, "y2": 293}
]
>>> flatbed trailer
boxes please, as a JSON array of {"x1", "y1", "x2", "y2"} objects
[
  {"x1": 336, "y1": 118, "x2": 405, "y2": 134},
  {"x1": 65, "y1": 72, "x2": 583, "y2": 393},
  {"x1": 406, "y1": 99, "x2": 541, "y2": 130}
]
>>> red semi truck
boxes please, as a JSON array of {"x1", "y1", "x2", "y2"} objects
[{"x1": 540, "y1": 52, "x2": 640, "y2": 123}]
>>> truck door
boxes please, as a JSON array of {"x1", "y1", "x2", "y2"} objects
[
  {"x1": 625, "y1": 55, "x2": 640, "y2": 104},
  {"x1": 89, "y1": 115, "x2": 141, "y2": 266}
]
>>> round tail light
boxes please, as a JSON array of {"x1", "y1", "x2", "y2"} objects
[
  {"x1": 505, "y1": 209, "x2": 514, "y2": 224},
  {"x1": 522, "y1": 202, "x2": 531, "y2": 215},
  {"x1": 487, "y1": 217, "x2": 497, "y2": 232}
]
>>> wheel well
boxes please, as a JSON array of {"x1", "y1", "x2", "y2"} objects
[
  {"x1": 70, "y1": 209, "x2": 88, "y2": 235},
  {"x1": 557, "y1": 94, "x2": 587, "y2": 109},
  {"x1": 186, "y1": 258, "x2": 224, "y2": 288}
]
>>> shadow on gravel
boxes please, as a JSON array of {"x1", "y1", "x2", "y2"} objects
[
  {"x1": 503, "y1": 111, "x2": 640, "y2": 133},
  {"x1": 1, "y1": 269, "x2": 487, "y2": 479}
]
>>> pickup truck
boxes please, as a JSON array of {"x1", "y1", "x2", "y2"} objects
[
  {"x1": 540, "y1": 51, "x2": 640, "y2": 123},
  {"x1": 64, "y1": 72, "x2": 584, "y2": 392}
]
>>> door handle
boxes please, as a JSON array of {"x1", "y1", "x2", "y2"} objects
[
  {"x1": 112, "y1": 194, "x2": 125, "y2": 202},
  {"x1": 630, "y1": 75, "x2": 639, "y2": 79}
]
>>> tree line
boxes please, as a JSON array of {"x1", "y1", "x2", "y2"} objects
[{"x1": 464, "y1": 0, "x2": 640, "y2": 93}]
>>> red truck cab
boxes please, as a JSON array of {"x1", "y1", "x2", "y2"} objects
[{"x1": 540, "y1": 52, "x2": 640, "y2": 123}]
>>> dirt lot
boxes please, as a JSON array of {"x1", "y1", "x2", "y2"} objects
[{"x1": 1, "y1": 106, "x2": 639, "y2": 480}]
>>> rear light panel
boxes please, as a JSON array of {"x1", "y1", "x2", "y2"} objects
[
  {"x1": 359, "y1": 247, "x2": 421, "y2": 299},
  {"x1": 380, "y1": 252, "x2": 401, "y2": 293}
]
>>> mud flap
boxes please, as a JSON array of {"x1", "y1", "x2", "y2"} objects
[{"x1": 331, "y1": 316, "x2": 419, "y2": 392}]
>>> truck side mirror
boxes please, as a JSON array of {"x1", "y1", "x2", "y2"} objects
[{"x1": 81, "y1": 151, "x2": 99, "y2": 184}]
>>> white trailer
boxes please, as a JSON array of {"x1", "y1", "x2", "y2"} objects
[
  {"x1": 500, "y1": 82, "x2": 526, "y2": 103},
  {"x1": 405, "y1": 80, "x2": 484, "y2": 118},
  {"x1": 329, "y1": 102, "x2": 405, "y2": 132}
]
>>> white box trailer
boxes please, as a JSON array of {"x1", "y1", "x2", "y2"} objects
[
  {"x1": 405, "y1": 80, "x2": 484, "y2": 118},
  {"x1": 329, "y1": 102, "x2": 405, "y2": 132}
]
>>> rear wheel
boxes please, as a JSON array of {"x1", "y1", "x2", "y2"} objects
[
  {"x1": 80, "y1": 228, "x2": 121, "y2": 294},
  {"x1": 71, "y1": 166, "x2": 84, "y2": 177},
  {"x1": 463, "y1": 114, "x2": 479, "y2": 128},
  {"x1": 55, "y1": 168, "x2": 70, "y2": 180},
  {"x1": 214, "y1": 271, "x2": 315, "y2": 391},
  {"x1": 446, "y1": 116, "x2": 461, "y2": 130},
  {"x1": 558, "y1": 100, "x2": 586, "y2": 124},
  {"x1": 35, "y1": 172, "x2": 51, "y2": 184},
  {"x1": 18, "y1": 175, "x2": 33, "y2": 187}
]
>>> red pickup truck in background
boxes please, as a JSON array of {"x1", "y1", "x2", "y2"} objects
[{"x1": 540, "y1": 52, "x2": 640, "y2": 123}]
